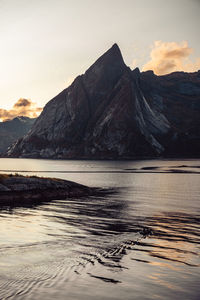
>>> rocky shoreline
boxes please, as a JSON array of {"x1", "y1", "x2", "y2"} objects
[{"x1": 0, "y1": 174, "x2": 98, "y2": 206}]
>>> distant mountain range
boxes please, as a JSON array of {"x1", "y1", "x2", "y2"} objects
[
  {"x1": 6, "y1": 44, "x2": 200, "y2": 159},
  {"x1": 0, "y1": 116, "x2": 36, "y2": 155}
]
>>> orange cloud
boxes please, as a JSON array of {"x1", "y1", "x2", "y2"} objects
[
  {"x1": 0, "y1": 98, "x2": 42, "y2": 122},
  {"x1": 142, "y1": 41, "x2": 200, "y2": 75}
]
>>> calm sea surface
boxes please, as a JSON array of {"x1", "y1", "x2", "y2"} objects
[{"x1": 0, "y1": 158, "x2": 199, "y2": 300}]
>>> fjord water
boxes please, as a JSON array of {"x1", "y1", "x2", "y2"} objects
[{"x1": 0, "y1": 159, "x2": 199, "y2": 300}]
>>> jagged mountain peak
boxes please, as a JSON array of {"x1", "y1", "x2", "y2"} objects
[
  {"x1": 95, "y1": 43, "x2": 123, "y2": 63},
  {"x1": 132, "y1": 67, "x2": 140, "y2": 80},
  {"x1": 80, "y1": 44, "x2": 128, "y2": 113},
  {"x1": 84, "y1": 43, "x2": 126, "y2": 76},
  {"x1": 6, "y1": 44, "x2": 200, "y2": 159},
  {"x1": 103, "y1": 43, "x2": 121, "y2": 56}
]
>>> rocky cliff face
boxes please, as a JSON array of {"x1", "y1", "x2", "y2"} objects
[
  {"x1": 0, "y1": 116, "x2": 36, "y2": 154},
  {"x1": 7, "y1": 44, "x2": 200, "y2": 159},
  {"x1": 140, "y1": 70, "x2": 200, "y2": 156}
]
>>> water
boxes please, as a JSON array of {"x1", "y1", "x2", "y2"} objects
[{"x1": 0, "y1": 158, "x2": 199, "y2": 300}]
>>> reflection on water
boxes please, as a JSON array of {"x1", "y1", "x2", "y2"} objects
[{"x1": 0, "y1": 158, "x2": 200, "y2": 300}]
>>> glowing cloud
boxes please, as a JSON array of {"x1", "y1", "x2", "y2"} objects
[
  {"x1": 0, "y1": 98, "x2": 42, "y2": 122},
  {"x1": 142, "y1": 41, "x2": 200, "y2": 75}
]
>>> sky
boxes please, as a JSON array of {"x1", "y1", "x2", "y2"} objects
[{"x1": 0, "y1": 0, "x2": 200, "y2": 119}]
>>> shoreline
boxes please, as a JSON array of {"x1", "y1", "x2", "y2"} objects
[{"x1": 0, "y1": 174, "x2": 101, "y2": 206}]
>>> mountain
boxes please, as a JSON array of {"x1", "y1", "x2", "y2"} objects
[
  {"x1": 0, "y1": 116, "x2": 36, "y2": 154},
  {"x1": 140, "y1": 70, "x2": 200, "y2": 156},
  {"x1": 7, "y1": 44, "x2": 200, "y2": 159}
]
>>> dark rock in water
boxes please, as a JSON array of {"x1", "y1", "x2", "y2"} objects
[
  {"x1": 0, "y1": 116, "x2": 36, "y2": 154},
  {"x1": 6, "y1": 44, "x2": 200, "y2": 159},
  {"x1": 0, "y1": 174, "x2": 97, "y2": 206}
]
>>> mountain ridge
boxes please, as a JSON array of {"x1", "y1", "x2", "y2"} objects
[
  {"x1": 0, "y1": 116, "x2": 36, "y2": 155},
  {"x1": 6, "y1": 44, "x2": 200, "y2": 159}
]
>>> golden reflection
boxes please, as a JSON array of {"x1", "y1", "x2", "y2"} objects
[
  {"x1": 0, "y1": 212, "x2": 53, "y2": 245},
  {"x1": 147, "y1": 211, "x2": 200, "y2": 268},
  {"x1": 150, "y1": 260, "x2": 179, "y2": 271},
  {"x1": 148, "y1": 274, "x2": 180, "y2": 290}
]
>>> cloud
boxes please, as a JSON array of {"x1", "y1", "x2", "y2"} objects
[
  {"x1": 13, "y1": 98, "x2": 32, "y2": 108},
  {"x1": 0, "y1": 98, "x2": 42, "y2": 122},
  {"x1": 142, "y1": 41, "x2": 200, "y2": 75}
]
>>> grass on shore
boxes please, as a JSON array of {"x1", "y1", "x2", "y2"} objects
[{"x1": 0, "y1": 173, "x2": 63, "y2": 182}]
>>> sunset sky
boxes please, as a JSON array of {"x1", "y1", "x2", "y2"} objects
[{"x1": 0, "y1": 0, "x2": 199, "y2": 119}]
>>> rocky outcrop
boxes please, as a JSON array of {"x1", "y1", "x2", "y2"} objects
[
  {"x1": 0, "y1": 174, "x2": 97, "y2": 205},
  {"x1": 7, "y1": 44, "x2": 200, "y2": 159},
  {"x1": 0, "y1": 116, "x2": 36, "y2": 154}
]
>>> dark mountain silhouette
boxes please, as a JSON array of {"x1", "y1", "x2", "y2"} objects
[
  {"x1": 0, "y1": 116, "x2": 36, "y2": 155},
  {"x1": 7, "y1": 44, "x2": 200, "y2": 159}
]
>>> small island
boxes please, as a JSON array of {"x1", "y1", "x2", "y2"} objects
[{"x1": 0, "y1": 174, "x2": 97, "y2": 206}]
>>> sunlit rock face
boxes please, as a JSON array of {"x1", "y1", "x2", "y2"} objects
[
  {"x1": 0, "y1": 117, "x2": 36, "y2": 154},
  {"x1": 7, "y1": 45, "x2": 200, "y2": 159}
]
